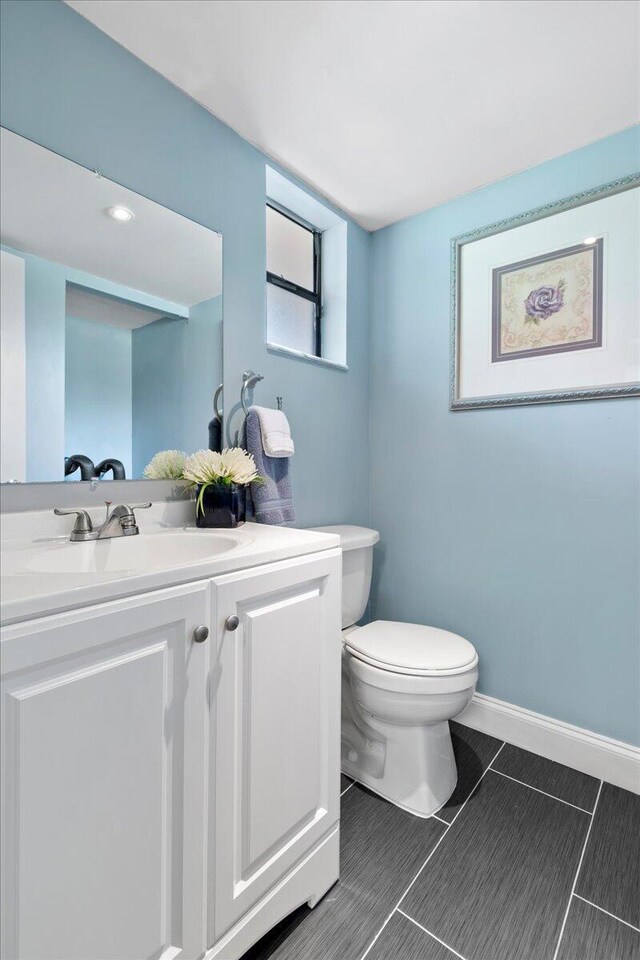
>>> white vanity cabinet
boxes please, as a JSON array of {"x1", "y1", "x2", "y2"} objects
[
  {"x1": 0, "y1": 582, "x2": 211, "y2": 960},
  {"x1": 0, "y1": 545, "x2": 341, "y2": 960},
  {"x1": 209, "y1": 552, "x2": 341, "y2": 948}
]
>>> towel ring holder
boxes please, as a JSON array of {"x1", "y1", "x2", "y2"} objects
[{"x1": 241, "y1": 370, "x2": 264, "y2": 417}]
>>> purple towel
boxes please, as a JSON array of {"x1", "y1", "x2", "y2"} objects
[{"x1": 246, "y1": 411, "x2": 296, "y2": 526}]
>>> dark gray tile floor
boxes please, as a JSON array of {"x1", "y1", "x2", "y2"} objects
[
  {"x1": 402, "y1": 770, "x2": 590, "y2": 960},
  {"x1": 242, "y1": 724, "x2": 640, "y2": 960},
  {"x1": 557, "y1": 897, "x2": 640, "y2": 960},
  {"x1": 576, "y1": 782, "x2": 640, "y2": 928}
]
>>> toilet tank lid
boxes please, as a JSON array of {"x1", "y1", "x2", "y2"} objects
[{"x1": 308, "y1": 525, "x2": 380, "y2": 551}]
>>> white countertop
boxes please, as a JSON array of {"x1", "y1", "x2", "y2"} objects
[{"x1": 0, "y1": 502, "x2": 340, "y2": 625}]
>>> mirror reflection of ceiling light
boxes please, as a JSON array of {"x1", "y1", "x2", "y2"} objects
[
  {"x1": 583, "y1": 236, "x2": 597, "y2": 244},
  {"x1": 106, "y1": 205, "x2": 134, "y2": 222}
]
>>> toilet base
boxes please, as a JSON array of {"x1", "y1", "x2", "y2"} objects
[
  {"x1": 341, "y1": 773, "x2": 455, "y2": 820},
  {"x1": 341, "y1": 717, "x2": 458, "y2": 819}
]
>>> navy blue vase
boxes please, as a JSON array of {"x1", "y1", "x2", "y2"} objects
[{"x1": 196, "y1": 482, "x2": 246, "y2": 528}]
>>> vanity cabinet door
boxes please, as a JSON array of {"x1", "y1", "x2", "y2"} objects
[
  {"x1": 209, "y1": 549, "x2": 341, "y2": 943},
  {"x1": 0, "y1": 582, "x2": 210, "y2": 960}
]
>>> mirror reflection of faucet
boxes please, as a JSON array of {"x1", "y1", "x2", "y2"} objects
[
  {"x1": 95, "y1": 459, "x2": 126, "y2": 480},
  {"x1": 64, "y1": 456, "x2": 126, "y2": 481},
  {"x1": 53, "y1": 501, "x2": 152, "y2": 542},
  {"x1": 64, "y1": 455, "x2": 97, "y2": 481}
]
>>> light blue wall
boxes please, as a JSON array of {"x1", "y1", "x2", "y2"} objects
[
  {"x1": 19, "y1": 252, "x2": 66, "y2": 482},
  {"x1": 132, "y1": 318, "x2": 185, "y2": 476},
  {"x1": 0, "y1": 0, "x2": 371, "y2": 526},
  {"x1": 131, "y1": 298, "x2": 221, "y2": 476},
  {"x1": 370, "y1": 126, "x2": 640, "y2": 745},
  {"x1": 65, "y1": 315, "x2": 132, "y2": 478},
  {"x1": 131, "y1": 297, "x2": 222, "y2": 476},
  {"x1": 183, "y1": 295, "x2": 223, "y2": 453}
]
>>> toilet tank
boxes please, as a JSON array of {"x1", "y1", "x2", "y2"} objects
[{"x1": 308, "y1": 525, "x2": 380, "y2": 628}]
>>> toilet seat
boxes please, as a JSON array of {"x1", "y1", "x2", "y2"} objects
[{"x1": 344, "y1": 619, "x2": 478, "y2": 677}]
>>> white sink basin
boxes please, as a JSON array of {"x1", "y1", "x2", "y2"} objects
[
  {"x1": 1, "y1": 507, "x2": 340, "y2": 625},
  {"x1": 21, "y1": 530, "x2": 244, "y2": 576}
]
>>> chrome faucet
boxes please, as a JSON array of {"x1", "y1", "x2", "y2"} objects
[{"x1": 54, "y1": 501, "x2": 152, "y2": 542}]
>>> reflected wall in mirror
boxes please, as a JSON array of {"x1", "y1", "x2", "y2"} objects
[{"x1": 0, "y1": 128, "x2": 223, "y2": 484}]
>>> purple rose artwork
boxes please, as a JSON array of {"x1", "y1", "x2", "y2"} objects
[
  {"x1": 524, "y1": 279, "x2": 566, "y2": 324},
  {"x1": 491, "y1": 239, "x2": 603, "y2": 363}
]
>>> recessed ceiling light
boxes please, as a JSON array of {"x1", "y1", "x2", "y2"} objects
[
  {"x1": 106, "y1": 205, "x2": 134, "y2": 222},
  {"x1": 583, "y1": 236, "x2": 597, "y2": 245}
]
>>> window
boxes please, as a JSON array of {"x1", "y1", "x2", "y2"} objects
[{"x1": 266, "y1": 202, "x2": 322, "y2": 357}]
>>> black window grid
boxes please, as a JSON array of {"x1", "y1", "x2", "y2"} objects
[{"x1": 266, "y1": 201, "x2": 322, "y2": 357}]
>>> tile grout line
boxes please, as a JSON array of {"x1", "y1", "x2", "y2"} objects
[
  {"x1": 551, "y1": 779, "x2": 604, "y2": 960},
  {"x1": 489, "y1": 768, "x2": 593, "y2": 815},
  {"x1": 430, "y1": 813, "x2": 449, "y2": 825},
  {"x1": 572, "y1": 894, "x2": 640, "y2": 934},
  {"x1": 397, "y1": 909, "x2": 469, "y2": 960},
  {"x1": 357, "y1": 741, "x2": 507, "y2": 959},
  {"x1": 340, "y1": 780, "x2": 355, "y2": 797}
]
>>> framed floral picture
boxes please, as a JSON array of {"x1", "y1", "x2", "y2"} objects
[{"x1": 450, "y1": 174, "x2": 640, "y2": 409}]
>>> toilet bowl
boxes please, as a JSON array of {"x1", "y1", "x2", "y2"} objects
[
  {"x1": 343, "y1": 620, "x2": 478, "y2": 816},
  {"x1": 310, "y1": 525, "x2": 479, "y2": 818}
]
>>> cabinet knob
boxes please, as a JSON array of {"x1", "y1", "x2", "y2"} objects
[
  {"x1": 224, "y1": 615, "x2": 239, "y2": 632},
  {"x1": 193, "y1": 625, "x2": 209, "y2": 643}
]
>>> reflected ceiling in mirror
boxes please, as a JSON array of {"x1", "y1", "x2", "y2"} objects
[{"x1": 0, "y1": 128, "x2": 223, "y2": 484}]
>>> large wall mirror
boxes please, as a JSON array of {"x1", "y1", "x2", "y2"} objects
[{"x1": 0, "y1": 128, "x2": 222, "y2": 484}]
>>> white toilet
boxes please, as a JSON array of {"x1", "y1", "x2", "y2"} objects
[{"x1": 311, "y1": 525, "x2": 479, "y2": 818}]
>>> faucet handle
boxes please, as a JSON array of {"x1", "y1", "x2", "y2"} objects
[
  {"x1": 53, "y1": 508, "x2": 94, "y2": 538},
  {"x1": 115, "y1": 502, "x2": 152, "y2": 516},
  {"x1": 108, "y1": 502, "x2": 152, "y2": 536}
]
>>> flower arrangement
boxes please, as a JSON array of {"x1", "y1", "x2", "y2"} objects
[
  {"x1": 143, "y1": 449, "x2": 187, "y2": 480},
  {"x1": 143, "y1": 447, "x2": 260, "y2": 524},
  {"x1": 183, "y1": 448, "x2": 260, "y2": 518}
]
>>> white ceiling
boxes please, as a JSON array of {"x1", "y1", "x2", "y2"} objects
[
  {"x1": 66, "y1": 0, "x2": 639, "y2": 231},
  {"x1": 0, "y1": 128, "x2": 222, "y2": 306}
]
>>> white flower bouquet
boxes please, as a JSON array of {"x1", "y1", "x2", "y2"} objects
[
  {"x1": 183, "y1": 448, "x2": 261, "y2": 522},
  {"x1": 143, "y1": 449, "x2": 187, "y2": 480}
]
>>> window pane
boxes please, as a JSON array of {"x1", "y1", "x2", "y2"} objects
[
  {"x1": 267, "y1": 284, "x2": 315, "y2": 355},
  {"x1": 267, "y1": 206, "x2": 314, "y2": 291}
]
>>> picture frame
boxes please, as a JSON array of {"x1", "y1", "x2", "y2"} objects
[{"x1": 450, "y1": 173, "x2": 640, "y2": 410}]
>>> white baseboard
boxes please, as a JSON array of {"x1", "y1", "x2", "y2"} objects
[{"x1": 456, "y1": 693, "x2": 640, "y2": 795}]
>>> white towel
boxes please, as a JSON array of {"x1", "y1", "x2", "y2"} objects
[{"x1": 249, "y1": 405, "x2": 295, "y2": 458}]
